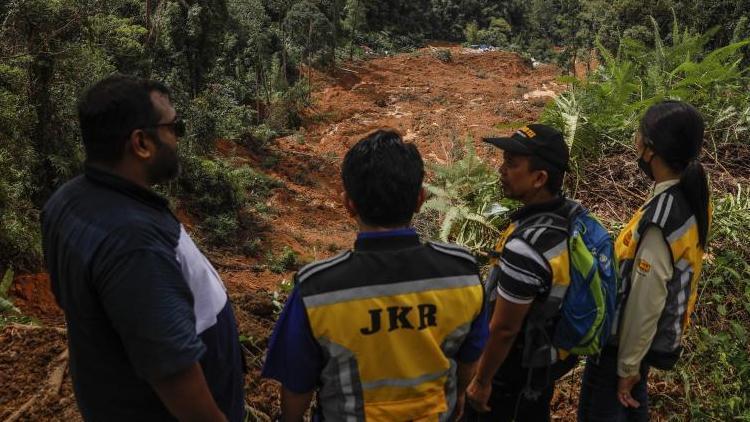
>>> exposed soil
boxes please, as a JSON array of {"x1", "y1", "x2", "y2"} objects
[
  {"x1": 233, "y1": 46, "x2": 566, "y2": 287},
  {"x1": 231, "y1": 291, "x2": 280, "y2": 417},
  {"x1": 10, "y1": 274, "x2": 64, "y2": 327},
  {"x1": 5, "y1": 45, "x2": 743, "y2": 420},
  {"x1": 0, "y1": 325, "x2": 74, "y2": 421}
]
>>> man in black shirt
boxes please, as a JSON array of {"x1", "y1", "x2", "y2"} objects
[{"x1": 42, "y1": 75, "x2": 244, "y2": 421}]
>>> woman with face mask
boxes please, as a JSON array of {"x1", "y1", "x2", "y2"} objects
[{"x1": 577, "y1": 100, "x2": 712, "y2": 421}]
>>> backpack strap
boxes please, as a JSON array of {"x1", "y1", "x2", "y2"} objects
[
  {"x1": 511, "y1": 213, "x2": 569, "y2": 245},
  {"x1": 515, "y1": 212, "x2": 575, "y2": 369},
  {"x1": 517, "y1": 212, "x2": 569, "y2": 229}
]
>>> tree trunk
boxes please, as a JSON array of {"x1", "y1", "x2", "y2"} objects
[
  {"x1": 308, "y1": 20, "x2": 313, "y2": 82},
  {"x1": 349, "y1": 0, "x2": 358, "y2": 61},
  {"x1": 146, "y1": 0, "x2": 152, "y2": 31},
  {"x1": 330, "y1": 1, "x2": 338, "y2": 70},
  {"x1": 29, "y1": 51, "x2": 57, "y2": 206},
  {"x1": 281, "y1": 21, "x2": 288, "y2": 86},
  {"x1": 571, "y1": 49, "x2": 578, "y2": 76}
]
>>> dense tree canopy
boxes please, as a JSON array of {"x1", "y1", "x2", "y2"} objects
[{"x1": 1, "y1": 0, "x2": 748, "y2": 271}]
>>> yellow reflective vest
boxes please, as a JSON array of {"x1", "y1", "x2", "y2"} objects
[
  {"x1": 614, "y1": 184, "x2": 709, "y2": 367},
  {"x1": 297, "y1": 239, "x2": 484, "y2": 421}
]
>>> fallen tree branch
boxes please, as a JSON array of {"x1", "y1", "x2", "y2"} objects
[
  {"x1": 5, "y1": 395, "x2": 35, "y2": 422},
  {"x1": 337, "y1": 66, "x2": 359, "y2": 74},
  {"x1": 269, "y1": 147, "x2": 338, "y2": 163},
  {"x1": 49, "y1": 349, "x2": 69, "y2": 395},
  {"x1": 557, "y1": 363, "x2": 584, "y2": 383},
  {"x1": 6, "y1": 349, "x2": 69, "y2": 422},
  {"x1": 6, "y1": 323, "x2": 67, "y2": 334},
  {"x1": 247, "y1": 405, "x2": 271, "y2": 422},
  {"x1": 210, "y1": 262, "x2": 256, "y2": 271}
]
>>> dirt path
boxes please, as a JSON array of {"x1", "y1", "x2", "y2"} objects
[{"x1": 2, "y1": 46, "x2": 570, "y2": 420}]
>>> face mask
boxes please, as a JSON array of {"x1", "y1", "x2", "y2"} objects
[{"x1": 637, "y1": 150, "x2": 654, "y2": 181}]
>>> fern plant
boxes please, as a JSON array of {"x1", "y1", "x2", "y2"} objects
[
  {"x1": 542, "y1": 17, "x2": 750, "y2": 169},
  {"x1": 710, "y1": 185, "x2": 750, "y2": 251},
  {"x1": 421, "y1": 137, "x2": 517, "y2": 254}
]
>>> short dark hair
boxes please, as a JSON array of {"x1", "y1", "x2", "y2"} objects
[
  {"x1": 528, "y1": 155, "x2": 565, "y2": 195},
  {"x1": 341, "y1": 130, "x2": 425, "y2": 227},
  {"x1": 78, "y1": 74, "x2": 170, "y2": 163}
]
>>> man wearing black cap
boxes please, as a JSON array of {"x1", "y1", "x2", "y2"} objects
[{"x1": 465, "y1": 124, "x2": 579, "y2": 421}]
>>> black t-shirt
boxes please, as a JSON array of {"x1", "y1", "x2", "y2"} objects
[{"x1": 42, "y1": 166, "x2": 245, "y2": 421}]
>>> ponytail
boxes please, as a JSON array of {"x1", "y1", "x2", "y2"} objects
[
  {"x1": 678, "y1": 160, "x2": 710, "y2": 248},
  {"x1": 641, "y1": 100, "x2": 708, "y2": 248}
]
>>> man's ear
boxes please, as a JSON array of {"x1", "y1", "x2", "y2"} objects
[
  {"x1": 643, "y1": 146, "x2": 656, "y2": 162},
  {"x1": 341, "y1": 191, "x2": 358, "y2": 219},
  {"x1": 532, "y1": 169, "x2": 549, "y2": 190},
  {"x1": 129, "y1": 129, "x2": 154, "y2": 160},
  {"x1": 414, "y1": 186, "x2": 427, "y2": 214}
]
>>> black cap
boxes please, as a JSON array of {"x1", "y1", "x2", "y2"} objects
[{"x1": 482, "y1": 124, "x2": 569, "y2": 172}]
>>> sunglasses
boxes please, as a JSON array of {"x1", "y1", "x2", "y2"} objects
[{"x1": 145, "y1": 118, "x2": 186, "y2": 138}]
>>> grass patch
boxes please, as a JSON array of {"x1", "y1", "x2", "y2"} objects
[{"x1": 267, "y1": 246, "x2": 299, "y2": 274}]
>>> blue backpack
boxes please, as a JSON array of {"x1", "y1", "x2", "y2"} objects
[{"x1": 510, "y1": 203, "x2": 619, "y2": 368}]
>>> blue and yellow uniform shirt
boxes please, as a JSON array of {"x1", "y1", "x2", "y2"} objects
[{"x1": 263, "y1": 229, "x2": 488, "y2": 421}]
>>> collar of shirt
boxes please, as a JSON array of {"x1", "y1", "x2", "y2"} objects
[
  {"x1": 651, "y1": 179, "x2": 680, "y2": 198},
  {"x1": 509, "y1": 196, "x2": 567, "y2": 222},
  {"x1": 84, "y1": 164, "x2": 170, "y2": 211},
  {"x1": 355, "y1": 228, "x2": 420, "y2": 251}
]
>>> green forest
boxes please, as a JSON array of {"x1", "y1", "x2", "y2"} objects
[{"x1": 1, "y1": 0, "x2": 750, "y2": 420}]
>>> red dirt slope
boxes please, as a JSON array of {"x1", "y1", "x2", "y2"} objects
[{"x1": 2, "y1": 46, "x2": 570, "y2": 421}]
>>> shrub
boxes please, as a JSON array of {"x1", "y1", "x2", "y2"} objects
[
  {"x1": 464, "y1": 22, "x2": 480, "y2": 45},
  {"x1": 0, "y1": 268, "x2": 18, "y2": 313},
  {"x1": 178, "y1": 156, "x2": 277, "y2": 215},
  {"x1": 200, "y1": 214, "x2": 241, "y2": 246},
  {"x1": 464, "y1": 18, "x2": 511, "y2": 48},
  {"x1": 542, "y1": 19, "x2": 750, "y2": 169},
  {"x1": 177, "y1": 155, "x2": 279, "y2": 247},
  {"x1": 267, "y1": 246, "x2": 299, "y2": 274},
  {"x1": 0, "y1": 150, "x2": 42, "y2": 270},
  {"x1": 357, "y1": 30, "x2": 423, "y2": 54},
  {"x1": 241, "y1": 238, "x2": 262, "y2": 256},
  {"x1": 419, "y1": 137, "x2": 516, "y2": 256},
  {"x1": 247, "y1": 124, "x2": 277, "y2": 152},
  {"x1": 433, "y1": 49, "x2": 452, "y2": 63},
  {"x1": 184, "y1": 83, "x2": 255, "y2": 154}
]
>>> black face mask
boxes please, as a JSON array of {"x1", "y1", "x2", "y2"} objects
[{"x1": 637, "y1": 150, "x2": 655, "y2": 181}]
